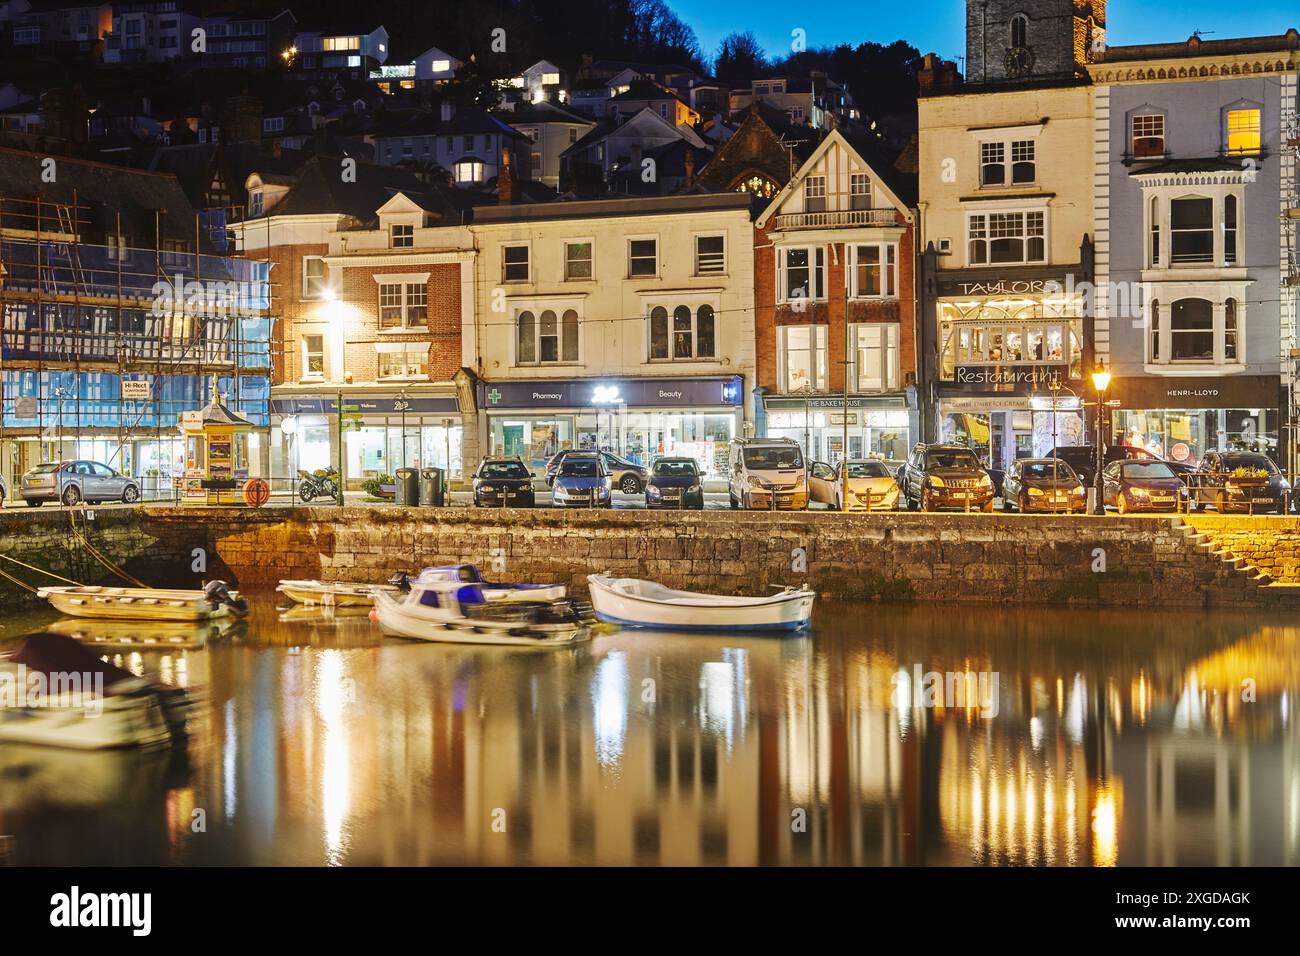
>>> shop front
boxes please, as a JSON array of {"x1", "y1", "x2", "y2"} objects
[
  {"x1": 477, "y1": 376, "x2": 744, "y2": 478},
  {"x1": 933, "y1": 275, "x2": 1088, "y2": 468},
  {"x1": 1106, "y1": 374, "x2": 1282, "y2": 469},
  {"x1": 761, "y1": 394, "x2": 915, "y2": 465},
  {"x1": 270, "y1": 390, "x2": 463, "y2": 490}
]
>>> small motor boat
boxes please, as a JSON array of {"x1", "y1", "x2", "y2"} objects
[
  {"x1": 36, "y1": 580, "x2": 246, "y2": 622},
  {"x1": 395, "y1": 565, "x2": 567, "y2": 604},
  {"x1": 45, "y1": 616, "x2": 239, "y2": 649},
  {"x1": 371, "y1": 575, "x2": 592, "y2": 647},
  {"x1": 276, "y1": 579, "x2": 399, "y2": 607},
  {"x1": 0, "y1": 633, "x2": 192, "y2": 750},
  {"x1": 586, "y1": 574, "x2": 814, "y2": 632}
]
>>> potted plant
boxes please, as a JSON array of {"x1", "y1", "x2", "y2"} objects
[
  {"x1": 1229, "y1": 465, "x2": 1270, "y2": 487},
  {"x1": 361, "y1": 473, "x2": 396, "y2": 500}
]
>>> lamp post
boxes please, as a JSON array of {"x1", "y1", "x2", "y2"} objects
[{"x1": 1090, "y1": 363, "x2": 1112, "y2": 514}]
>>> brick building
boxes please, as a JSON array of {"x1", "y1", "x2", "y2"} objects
[
  {"x1": 751, "y1": 129, "x2": 920, "y2": 463},
  {"x1": 231, "y1": 156, "x2": 475, "y2": 489}
]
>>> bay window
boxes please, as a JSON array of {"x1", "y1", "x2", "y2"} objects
[
  {"x1": 778, "y1": 246, "x2": 825, "y2": 303},
  {"x1": 778, "y1": 324, "x2": 827, "y2": 392},
  {"x1": 1147, "y1": 293, "x2": 1247, "y2": 367},
  {"x1": 851, "y1": 323, "x2": 900, "y2": 391},
  {"x1": 1170, "y1": 197, "x2": 1213, "y2": 264},
  {"x1": 1142, "y1": 184, "x2": 1246, "y2": 270},
  {"x1": 1170, "y1": 298, "x2": 1213, "y2": 360}
]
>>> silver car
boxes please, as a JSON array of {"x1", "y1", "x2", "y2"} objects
[{"x1": 21, "y1": 460, "x2": 141, "y2": 506}]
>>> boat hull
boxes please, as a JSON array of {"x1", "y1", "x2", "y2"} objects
[
  {"x1": 0, "y1": 695, "x2": 173, "y2": 750},
  {"x1": 371, "y1": 590, "x2": 589, "y2": 647},
  {"x1": 586, "y1": 575, "x2": 814, "y2": 632},
  {"x1": 276, "y1": 580, "x2": 396, "y2": 607},
  {"x1": 38, "y1": 586, "x2": 231, "y2": 622}
]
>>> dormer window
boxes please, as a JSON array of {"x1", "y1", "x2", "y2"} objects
[{"x1": 1010, "y1": 14, "x2": 1028, "y2": 48}]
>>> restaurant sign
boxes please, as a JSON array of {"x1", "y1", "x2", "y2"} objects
[{"x1": 953, "y1": 364, "x2": 1066, "y2": 389}]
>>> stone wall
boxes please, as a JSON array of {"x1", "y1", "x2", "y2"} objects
[
  {"x1": 135, "y1": 507, "x2": 1300, "y2": 610},
  {"x1": 1184, "y1": 515, "x2": 1300, "y2": 584}
]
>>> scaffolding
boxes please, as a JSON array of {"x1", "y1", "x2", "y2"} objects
[{"x1": 0, "y1": 194, "x2": 279, "y2": 498}]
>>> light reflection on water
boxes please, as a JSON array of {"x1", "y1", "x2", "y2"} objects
[{"x1": 1, "y1": 598, "x2": 1298, "y2": 866}]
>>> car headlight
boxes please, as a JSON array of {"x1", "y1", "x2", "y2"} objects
[
  {"x1": 597, "y1": 485, "x2": 610, "y2": 497},
  {"x1": 688, "y1": 484, "x2": 701, "y2": 494},
  {"x1": 748, "y1": 476, "x2": 766, "y2": 489},
  {"x1": 1072, "y1": 486, "x2": 1085, "y2": 495},
  {"x1": 794, "y1": 476, "x2": 806, "y2": 490},
  {"x1": 979, "y1": 474, "x2": 993, "y2": 487},
  {"x1": 928, "y1": 476, "x2": 945, "y2": 488},
  {"x1": 647, "y1": 486, "x2": 661, "y2": 498},
  {"x1": 1131, "y1": 486, "x2": 1150, "y2": 496},
  {"x1": 1028, "y1": 487, "x2": 1044, "y2": 496}
]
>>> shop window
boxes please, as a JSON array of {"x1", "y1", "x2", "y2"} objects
[
  {"x1": 1225, "y1": 107, "x2": 1260, "y2": 155},
  {"x1": 778, "y1": 324, "x2": 827, "y2": 392},
  {"x1": 1224, "y1": 298, "x2": 1238, "y2": 361},
  {"x1": 516, "y1": 308, "x2": 578, "y2": 364},
  {"x1": 850, "y1": 243, "x2": 897, "y2": 298},
  {"x1": 695, "y1": 235, "x2": 725, "y2": 275},
  {"x1": 503, "y1": 244, "x2": 530, "y2": 282},
  {"x1": 302, "y1": 334, "x2": 324, "y2": 379},
  {"x1": 779, "y1": 246, "x2": 825, "y2": 303},
  {"x1": 967, "y1": 211, "x2": 1045, "y2": 265},
  {"x1": 628, "y1": 238, "x2": 658, "y2": 277},
  {"x1": 564, "y1": 241, "x2": 593, "y2": 280},
  {"x1": 302, "y1": 257, "x2": 327, "y2": 298},
  {"x1": 1132, "y1": 113, "x2": 1165, "y2": 158},
  {"x1": 851, "y1": 323, "x2": 900, "y2": 390},
  {"x1": 1170, "y1": 298, "x2": 1213, "y2": 360},
  {"x1": 803, "y1": 175, "x2": 826, "y2": 213}
]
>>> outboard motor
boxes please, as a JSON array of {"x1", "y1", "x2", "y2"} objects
[
  {"x1": 387, "y1": 571, "x2": 412, "y2": 591},
  {"x1": 204, "y1": 579, "x2": 249, "y2": 616}
]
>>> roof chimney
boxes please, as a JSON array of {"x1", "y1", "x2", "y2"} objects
[{"x1": 499, "y1": 146, "x2": 515, "y2": 204}]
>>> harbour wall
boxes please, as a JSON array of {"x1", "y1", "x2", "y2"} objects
[{"x1": 3, "y1": 506, "x2": 1299, "y2": 611}]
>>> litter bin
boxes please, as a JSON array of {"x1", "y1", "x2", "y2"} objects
[
  {"x1": 395, "y1": 467, "x2": 419, "y2": 506},
  {"x1": 419, "y1": 467, "x2": 445, "y2": 507}
]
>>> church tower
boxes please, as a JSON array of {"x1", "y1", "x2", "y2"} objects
[{"x1": 965, "y1": 0, "x2": 1106, "y2": 84}]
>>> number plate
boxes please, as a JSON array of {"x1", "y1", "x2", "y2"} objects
[
  {"x1": 953, "y1": 492, "x2": 968, "y2": 500},
  {"x1": 1253, "y1": 497, "x2": 1274, "y2": 503}
]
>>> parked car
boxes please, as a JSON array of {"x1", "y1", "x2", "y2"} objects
[
  {"x1": 1000, "y1": 458, "x2": 1086, "y2": 513},
  {"x1": 727, "y1": 437, "x2": 807, "y2": 510},
  {"x1": 1101, "y1": 460, "x2": 1188, "y2": 514},
  {"x1": 546, "y1": 449, "x2": 647, "y2": 494},
  {"x1": 1050, "y1": 444, "x2": 1162, "y2": 486},
  {"x1": 808, "y1": 459, "x2": 900, "y2": 511},
  {"x1": 472, "y1": 457, "x2": 536, "y2": 508},
  {"x1": 900, "y1": 443, "x2": 995, "y2": 512},
  {"x1": 21, "y1": 460, "x2": 141, "y2": 506},
  {"x1": 645, "y1": 457, "x2": 704, "y2": 510},
  {"x1": 1190, "y1": 451, "x2": 1290, "y2": 513},
  {"x1": 0, "y1": 474, "x2": 6, "y2": 504},
  {"x1": 550, "y1": 452, "x2": 612, "y2": 508}
]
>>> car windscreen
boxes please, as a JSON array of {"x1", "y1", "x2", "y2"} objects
[
  {"x1": 743, "y1": 447, "x2": 803, "y2": 470},
  {"x1": 1121, "y1": 462, "x2": 1176, "y2": 480},
  {"x1": 480, "y1": 462, "x2": 529, "y2": 479},
  {"x1": 560, "y1": 459, "x2": 600, "y2": 478},
  {"x1": 1221, "y1": 454, "x2": 1277, "y2": 474},
  {"x1": 1022, "y1": 462, "x2": 1077, "y2": 480},
  {"x1": 846, "y1": 461, "x2": 890, "y2": 478},
  {"x1": 653, "y1": 460, "x2": 698, "y2": 478},
  {"x1": 926, "y1": 450, "x2": 980, "y2": 469}
]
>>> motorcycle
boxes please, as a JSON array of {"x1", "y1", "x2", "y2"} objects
[{"x1": 297, "y1": 467, "x2": 340, "y2": 503}]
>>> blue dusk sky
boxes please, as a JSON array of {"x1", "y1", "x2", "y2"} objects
[{"x1": 674, "y1": 0, "x2": 1299, "y2": 65}]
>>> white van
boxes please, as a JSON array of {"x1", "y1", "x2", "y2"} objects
[{"x1": 727, "y1": 437, "x2": 807, "y2": 510}]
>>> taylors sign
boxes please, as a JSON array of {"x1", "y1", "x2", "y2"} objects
[{"x1": 954, "y1": 280, "x2": 1049, "y2": 296}]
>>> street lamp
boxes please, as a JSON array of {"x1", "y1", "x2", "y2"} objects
[{"x1": 1090, "y1": 363, "x2": 1112, "y2": 514}]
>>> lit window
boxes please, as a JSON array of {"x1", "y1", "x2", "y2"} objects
[
  {"x1": 851, "y1": 244, "x2": 897, "y2": 298},
  {"x1": 302, "y1": 334, "x2": 324, "y2": 379},
  {"x1": 778, "y1": 325, "x2": 827, "y2": 391},
  {"x1": 431, "y1": 59, "x2": 450, "y2": 72},
  {"x1": 377, "y1": 282, "x2": 426, "y2": 329},
  {"x1": 378, "y1": 345, "x2": 428, "y2": 379},
  {"x1": 302, "y1": 257, "x2": 326, "y2": 298},
  {"x1": 541, "y1": 72, "x2": 560, "y2": 85},
  {"x1": 1225, "y1": 108, "x2": 1260, "y2": 155},
  {"x1": 851, "y1": 323, "x2": 900, "y2": 390},
  {"x1": 454, "y1": 160, "x2": 483, "y2": 183}
]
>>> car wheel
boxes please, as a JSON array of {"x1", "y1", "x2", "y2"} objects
[
  {"x1": 1216, "y1": 492, "x2": 1227, "y2": 513},
  {"x1": 981, "y1": 500, "x2": 994, "y2": 513},
  {"x1": 619, "y1": 475, "x2": 641, "y2": 494},
  {"x1": 62, "y1": 486, "x2": 81, "y2": 506},
  {"x1": 729, "y1": 492, "x2": 738, "y2": 510},
  {"x1": 921, "y1": 487, "x2": 934, "y2": 512},
  {"x1": 1117, "y1": 493, "x2": 1129, "y2": 515},
  {"x1": 122, "y1": 485, "x2": 140, "y2": 504},
  {"x1": 1019, "y1": 493, "x2": 1029, "y2": 513}
]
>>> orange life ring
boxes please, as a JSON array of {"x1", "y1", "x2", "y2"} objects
[{"x1": 242, "y1": 478, "x2": 270, "y2": 508}]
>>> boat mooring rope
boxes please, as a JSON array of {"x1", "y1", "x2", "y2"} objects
[
  {"x1": 0, "y1": 552, "x2": 83, "y2": 586},
  {"x1": 0, "y1": 563, "x2": 38, "y2": 594},
  {"x1": 66, "y1": 510, "x2": 149, "y2": 589}
]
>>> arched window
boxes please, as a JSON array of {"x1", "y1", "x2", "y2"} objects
[
  {"x1": 516, "y1": 310, "x2": 536, "y2": 364},
  {"x1": 649, "y1": 306, "x2": 669, "y2": 359},
  {"x1": 672, "y1": 305, "x2": 693, "y2": 359},
  {"x1": 1010, "y1": 14, "x2": 1028, "y2": 48},
  {"x1": 1224, "y1": 298, "x2": 1238, "y2": 361},
  {"x1": 538, "y1": 309, "x2": 558, "y2": 362},
  {"x1": 696, "y1": 305, "x2": 716, "y2": 358},
  {"x1": 561, "y1": 309, "x2": 579, "y2": 361},
  {"x1": 735, "y1": 174, "x2": 777, "y2": 199},
  {"x1": 1170, "y1": 298, "x2": 1213, "y2": 360}
]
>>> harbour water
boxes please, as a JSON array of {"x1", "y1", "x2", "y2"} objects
[{"x1": 1, "y1": 597, "x2": 1296, "y2": 866}]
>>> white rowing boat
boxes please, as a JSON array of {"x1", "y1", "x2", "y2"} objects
[
  {"x1": 37, "y1": 581, "x2": 246, "y2": 623},
  {"x1": 371, "y1": 576, "x2": 592, "y2": 647},
  {"x1": 406, "y1": 565, "x2": 568, "y2": 603},
  {"x1": 276, "y1": 579, "x2": 398, "y2": 607},
  {"x1": 586, "y1": 574, "x2": 815, "y2": 632}
]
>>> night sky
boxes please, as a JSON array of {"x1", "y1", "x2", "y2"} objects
[{"x1": 673, "y1": 0, "x2": 1299, "y2": 63}]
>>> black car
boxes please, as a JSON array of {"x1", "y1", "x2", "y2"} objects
[
  {"x1": 1191, "y1": 451, "x2": 1291, "y2": 514},
  {"x1": 1050, "y1": 444, "x2": 1162, "y2": 486},
  {"x1": 472, "y1": 457, "x2": 536, "y2": 507},
  {"x1": 645, "y1": 457, "x2": 704, "y2": 510},
  {"x1": 1001, "y1": 458, "x2": 1086, "y2": 513},
  {"x1": 900, "y1": 443, "x2": 995, "y2": 512}
]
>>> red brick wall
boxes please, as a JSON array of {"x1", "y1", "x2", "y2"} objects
[
  {"x1": 753, "y1": 211, "x2": 918, "y2": 395},
  {"x1": 262, "y1": 242, "x2": 328, "y2": 385}
]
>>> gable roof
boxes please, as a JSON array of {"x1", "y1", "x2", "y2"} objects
[
  {"x1": 249, "y1": 154, "x2": 435, "y2": 225},
  {"x1": 695, "y1": 101, "x2": 822, "y2": 193}
]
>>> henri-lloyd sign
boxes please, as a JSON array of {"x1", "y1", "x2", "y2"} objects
[{"x1": 954, "y1": 364, "x2": 1066, "y2": 388}]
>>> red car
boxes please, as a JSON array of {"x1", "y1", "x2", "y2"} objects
[{"x1": 1101, "y1": 460, "x2": 1189, "y2": 514}]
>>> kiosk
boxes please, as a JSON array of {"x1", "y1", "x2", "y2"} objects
[{"x1": 180, "y1": 379, "x2": 267, "y2": 506}]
